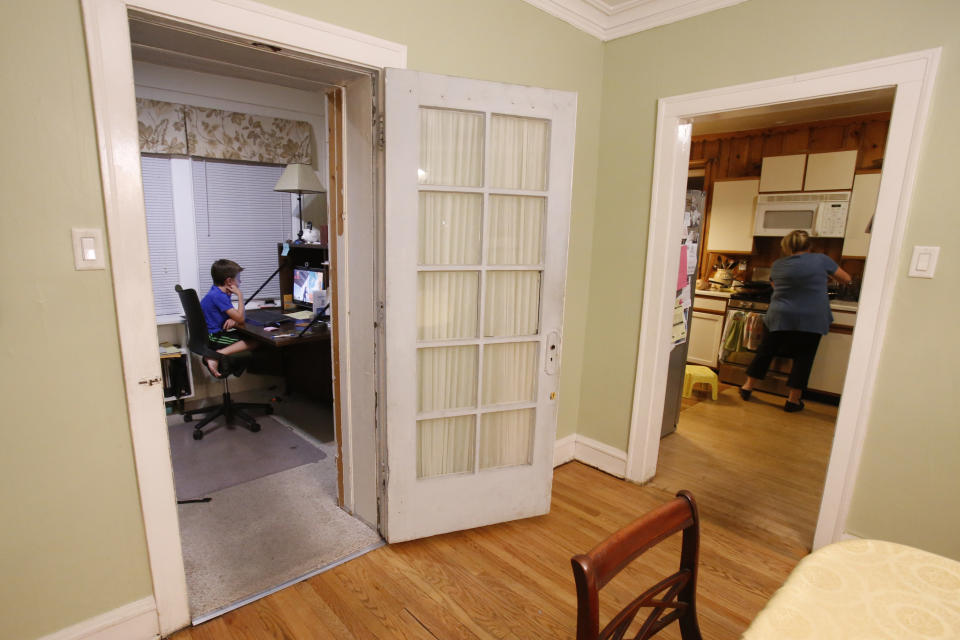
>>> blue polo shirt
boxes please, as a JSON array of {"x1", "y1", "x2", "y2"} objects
[
  {"x1": 200, "y1": 285, "x2": 234, "y2": 333},
  {"x1": 765, "y1": 252, "x2": 838, "y2": 335}
]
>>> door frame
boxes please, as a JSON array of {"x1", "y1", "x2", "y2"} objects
[
  {"x1": 79, "y1": 0, "x2": 405, "y2": 634},
  {"x1": 624, "y1": 49, "x2": 940, "y2": 550}
]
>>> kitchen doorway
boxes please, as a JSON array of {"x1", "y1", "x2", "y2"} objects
[{"x1": 624, "y1": 49, "x2": 940, "y2": 551}]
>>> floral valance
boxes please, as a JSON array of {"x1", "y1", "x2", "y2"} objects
[{"x1": 136, "y1": 98, "x2": 313, "y2": 165}]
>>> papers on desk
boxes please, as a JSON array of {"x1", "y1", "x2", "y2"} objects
[{"x1": 285, "y1": 310, "x2": 314, "y2": 320}]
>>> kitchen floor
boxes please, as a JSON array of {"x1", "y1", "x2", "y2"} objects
[{"x1": 658, "y1": 385, "x2": 838, "y2": 553}]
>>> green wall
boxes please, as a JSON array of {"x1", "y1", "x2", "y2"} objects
[
  {"x1": 0, "y1": 0, "x2": 602, "y2": 637},
  {"x1": 4, "y1": 0, "x2": 956, "y2": 636},
  {"x1": 582, "y1": 0, "x2": 960, "y2": 559}
]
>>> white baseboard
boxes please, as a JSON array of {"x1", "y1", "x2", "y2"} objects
[
  {"x1": 38, "y1": 597, "x2": 159, "y2": 640},
  {"x1": 553, "y1": 434, "x2": 576, "y2": 466},
  {"x1": 554, "y1": 434, "x2": 627, "y2": 478}
]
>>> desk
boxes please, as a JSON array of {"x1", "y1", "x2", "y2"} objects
[
  {"x1": 234, "y1": 319, "x2": 332, "y2": 402},
  {"x1": 744, "y1": 539, "x2": 960, "y2": 639}
]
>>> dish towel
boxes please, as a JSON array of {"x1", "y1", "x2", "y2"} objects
[
  {"x1": 744, "y1": 313, "x2": 765, "y2": 351},
  {"x1": 720, "y1": 311, "x2": 745, "y2": 355}
]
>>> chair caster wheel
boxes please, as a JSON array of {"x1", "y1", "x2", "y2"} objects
[
  {"x1": 265, "y1": 406, "x2": 274, "y2": 415},
  {"x1": 193, "y1": 430, "x2": 204, "y2": 441},
  {"x1": 183, "y1": 414, "x2": 193, "y2": 423},
  {"x1": 250, "y1": 423, "x2": 261, "y2": 433}
]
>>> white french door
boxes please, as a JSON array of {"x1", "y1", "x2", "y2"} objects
[{"x1": 383, "y1": 69, "x2": 577, "y2": 542}]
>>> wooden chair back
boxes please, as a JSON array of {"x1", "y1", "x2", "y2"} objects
[{"x1": 571, "y1": 490, "x2": 702, "y2": 640}]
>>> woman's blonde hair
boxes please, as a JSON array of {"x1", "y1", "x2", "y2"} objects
[{"x1": 781, "y1": 230, "x2": 811, "y2": 256}]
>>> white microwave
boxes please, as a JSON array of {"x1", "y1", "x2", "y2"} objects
[{"x1": 754, "y1": 191, "x2": 850, "y2": 237}]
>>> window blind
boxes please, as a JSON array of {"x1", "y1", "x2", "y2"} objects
[
  {"x1": 193, "y1": 159, "x2": 291, "y2": 301},
  {"x1": 141, "y1": 156, "x2": 182, "y2": 316}
]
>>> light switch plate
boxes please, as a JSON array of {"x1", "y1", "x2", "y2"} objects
[
  {"x1": 72, "y1": 228, "x2": 106, "y2": 270},
  {"x1": 907, "y1": 245, "x2": 939, "y2": 278}
]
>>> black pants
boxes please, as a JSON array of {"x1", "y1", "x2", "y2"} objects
[{"x1": 746, "y1": 330, "x2": 822, "y2": 390}]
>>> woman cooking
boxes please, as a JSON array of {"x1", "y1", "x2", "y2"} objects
[{"x1": 739, "y1": 230, "x2": 852, "y2": 412}]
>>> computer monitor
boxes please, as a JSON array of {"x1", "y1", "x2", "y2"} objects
[{"x1": 292, "y1": 266, "x2": 324, "y2": 309}]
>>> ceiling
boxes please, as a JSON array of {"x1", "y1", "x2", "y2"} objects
[
  {"x1": 690, "y1": 88, "x2": 896, "y2": 136},
  {"x1": 520, "y1": 0, "x2": 748, "y2": 41},
  {"x1": 128, "y1": 13, "x2": 371, "y2": 92}
]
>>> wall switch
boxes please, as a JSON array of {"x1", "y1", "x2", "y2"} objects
[
  {"x1": 907, "y1": 245, "x2": 939, "y2": 278},
  {"x1": 72, "y1": 228, "x2": 106, "y2": 270}
]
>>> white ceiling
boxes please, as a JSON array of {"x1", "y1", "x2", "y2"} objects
[
  {"x1": 691, "y1": 88, "x2": 896, "y2": 136},
  {"x1": 128, "y1": 13, "x2": 371, "y2": 91},
  {"x1": 520, "y1": 0, "x2": 748, "y2": 41}
]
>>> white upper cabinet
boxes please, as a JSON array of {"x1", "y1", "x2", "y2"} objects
[
  {"x1": 842, "y1": 172, "x2": 881, "y2": 257},
  {"x1": 804, "y1": 150, "x2": 858, "y2": 191},
  {"x1": 759, "y1": 154, "x2": 806, "y2": 192},
  {"x1": 707, "y1": 178, "x2": 759, "y2": 253}
]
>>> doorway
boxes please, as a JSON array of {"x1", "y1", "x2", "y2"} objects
[
  {"x1": 624, "y1": 49, "x2": 940, "y2": 552},
  {"x1": 80, "y1": 0, "x2": 405, "y2": 633},
  {"x1": 654, "y1": 92, "x2": 894, "y2": 551},
  {"x1": 130, "y1": 13, "x2": 384, "y2": 622}
]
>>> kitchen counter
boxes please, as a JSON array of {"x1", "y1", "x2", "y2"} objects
[
  {"x1": 830, "y1": 300, "x2": 858, "y2": 312},
  {"x1": 694, "y1": 289, "x2": 734, "y2": 298}
]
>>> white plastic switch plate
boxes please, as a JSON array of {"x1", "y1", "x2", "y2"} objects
[
  {"x1": 907, "y1": 245, "x2": 939, "y2": 278},
  {"x1": 72, "y1": 228, "x2": 106, "y2": 270}
]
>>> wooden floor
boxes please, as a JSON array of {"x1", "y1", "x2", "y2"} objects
[{"x1": 171, "y1": 388, "x2": 836, "y2": 640}]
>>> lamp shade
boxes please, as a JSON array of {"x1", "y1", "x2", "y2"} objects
[{"x1": 274, "y1": 163, "x2": 325, "y2": 194}]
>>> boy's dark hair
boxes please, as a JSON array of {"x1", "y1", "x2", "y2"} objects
[{"x1": 211, "y1": 259, "x2": 243, "y2": 285}]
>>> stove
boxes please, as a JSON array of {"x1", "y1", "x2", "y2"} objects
[{"x1": 728, "y1": 297, "x2": 769, "y2": 311}]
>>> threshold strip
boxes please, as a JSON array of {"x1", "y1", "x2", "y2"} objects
[{"x1": 191, "y1": 539, "x2": 386, "y2": 625}]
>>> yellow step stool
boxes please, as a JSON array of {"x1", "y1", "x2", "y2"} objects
[{"x1": 682, "y1": 365, "x2": 718, "y2": 400}]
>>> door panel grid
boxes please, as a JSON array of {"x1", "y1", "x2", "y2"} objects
[{"x1": 416, "y1": 108, "x2": 550, "y2": 478}]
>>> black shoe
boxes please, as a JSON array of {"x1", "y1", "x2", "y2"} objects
[
  {"x1": 784, "y1": 400, "x2": 805, "y2": 412},
  {"x1": 739, "y1": 387, "x2": 752, "y2": 401}
]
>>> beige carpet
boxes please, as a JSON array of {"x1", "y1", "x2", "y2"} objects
[{"x1": 174, "y1": 394, "x2": 381, "y2": 619}]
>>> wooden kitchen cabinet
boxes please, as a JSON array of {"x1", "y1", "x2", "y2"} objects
[
  {"x1": 842, "y1": 172, "x2": 881, "y2": 257},
  {"x1": 706, "y1": 178, "x2": 759, "y2": 253},
  {"x1": 759, "y1": 154, "x2": 806, "y2": 192},
  {"x1": 808, "y1": 329, "x2": 853, "y2": 395},
  {"x1": 804, "y1": 150, "x2": 858, "y2": 191},
  {"x1": 688, "y1": 311, "x2": 725, "y2": 368}
]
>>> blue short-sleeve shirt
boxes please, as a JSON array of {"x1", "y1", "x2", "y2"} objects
[
  {"x1": 765, "y1": 252, "x2": 838, "y2": 335},
  {"x1": 200, "y1": 285, "x2": 234, "y2": 334}
]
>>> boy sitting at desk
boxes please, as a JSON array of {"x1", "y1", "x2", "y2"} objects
[{"x1": 200, "y1": 259, "x2": 256, "y2": 378}]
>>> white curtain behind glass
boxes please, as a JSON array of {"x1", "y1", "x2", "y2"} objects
[
  {"x1": 418, "y1": 108, "x2": 483, "y2": 187},
  {"x1": 416, "y1": 110, "x2": 548, "y2": 478},
  {"x1": 418, "y1": 416, "x2": 476, "y2": 478}
]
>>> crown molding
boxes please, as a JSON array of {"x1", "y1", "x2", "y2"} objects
[{"x1": 522, "y1": 0, "x2": 748, "y2": 41}]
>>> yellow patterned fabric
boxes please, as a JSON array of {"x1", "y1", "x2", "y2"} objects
[
  {"x1": 744, "y1": 539, "x2": 960, "y2": 639},
  {"x1": 136, "y1": 99, "x2": 312, "y2": 164}
]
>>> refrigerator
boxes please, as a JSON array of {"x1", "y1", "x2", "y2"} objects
[{"x1": 660, "y1": 189, "x2": 704, "y2": 437}]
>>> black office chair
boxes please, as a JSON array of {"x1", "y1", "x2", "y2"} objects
[{"x1": 175, "y1": 285, "x2": 273, "y2": 440}]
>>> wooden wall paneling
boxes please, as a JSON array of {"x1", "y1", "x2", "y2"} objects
[
  {"x1": 690, "y1": 140, "x2": 704, "y2": 163},
  {"x1": 859, "y1": 120, "x2": 889, "y2": 170},
  {"x1": 841, "y1": 122, "x2": 863, "y2": 151},
  {"x1": 717, "y1": 138, "x2": 732, "y2": 177},
  {"x1": 807, "y1": 124, "x2": 846, "y2": 152},
  {"x1": 703, "y1": 139, "x2": 720, "y2": 162},
  {"x1": 780, "y1": 129, "x2": 810, "y2": 154},
  {"x1": 748, "y1": 136, "x2": 765, "y2": 174},
  {"x1": 762, "y1": 134, "x2": 784, "y2": 158},
  {"x1": 728, "y1": 137, "x2": 751, "y2": 177}
]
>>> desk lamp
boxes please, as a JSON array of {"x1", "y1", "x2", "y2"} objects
[{"x1": 274, "y1": 163, "x2": 326, "y2": 244}]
